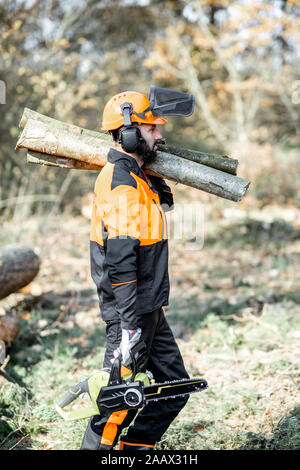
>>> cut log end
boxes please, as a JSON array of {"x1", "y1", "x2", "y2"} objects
[{"x1": 0, "y1": 245, "x2": 41, "y2": 300}]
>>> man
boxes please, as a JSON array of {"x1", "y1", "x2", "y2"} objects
[{"x1": 81, "y1": 91, "x2": 189, "y2": 450}]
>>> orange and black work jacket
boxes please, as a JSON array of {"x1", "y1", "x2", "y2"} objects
[{"x1": 90, "y1": 148, "x2": 174, "y2": 330}]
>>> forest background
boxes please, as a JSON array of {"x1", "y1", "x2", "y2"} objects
[{"x1": 0, "y1": 0, "x2": 299, "y2": 450}]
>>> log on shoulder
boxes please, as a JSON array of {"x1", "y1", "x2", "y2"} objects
[
  {"x1": 19, "y1": 108, "x2": 239, "y2": 175},
  {"x1": 26, "y1": 150, "x2": 160, "y2": 176},
  {"x1": 27, "y1": 150, "x2": 103, "y2": 171},
  {"x1": 16, "y1": 119, "x2": 250, "y2": 202},
  {"x1": 16, "y1": 118, "x2": 111, "y2": 167},
  {"x1": 157, "y1": 143, "x2": 238, "y2": 175}
]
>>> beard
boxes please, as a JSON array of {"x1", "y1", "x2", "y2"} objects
[{"x1": 136, "y1": 138, "x2": 157, "y2": 164}]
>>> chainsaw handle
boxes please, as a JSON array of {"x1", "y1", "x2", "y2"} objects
[{"x1": 57, "y1": 379, "x2": 89, "y2": 409}]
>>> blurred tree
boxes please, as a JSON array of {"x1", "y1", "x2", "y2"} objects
[
  {"x1": 0, "y1": 0, "x2": 160, "y2": 218},
  {"x1": 143, "y1": 0, "x2": 300, "y2": 151}
]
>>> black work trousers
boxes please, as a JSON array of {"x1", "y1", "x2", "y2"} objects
[{"x1": 80, "y1": 307, "x2": 189, "y2": 450}]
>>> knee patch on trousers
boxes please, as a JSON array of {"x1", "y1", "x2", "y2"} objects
[{"x1": 100, "y1": 410, "x2": 129, "y2": 446}]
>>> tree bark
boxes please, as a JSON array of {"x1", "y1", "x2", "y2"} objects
[
  {"x1": 157, "y1": 142, "x2": 238, "y2": 175},
  {"x1": 0, "y1": 245, "x2": 41, "y2": 300},
  {"x1": 17, "y1": 118, "x2": 111, "y2": 166},
  {"x1": 16, "y1": 118, "x2": 250, "y2": 202},
  {"x1": 0, "y1": 315, "x2": 19, "y2": 343},
  {"x1": 19, "y1": 107, "x2": 110, "y2": 140},
  {"x1": 27, "y1": 150, "x2": 103, "y2": 171}
]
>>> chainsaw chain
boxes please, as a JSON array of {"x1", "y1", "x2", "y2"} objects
[{"x1": 145, "y1": 377, "x2": 207, "y2": 402}]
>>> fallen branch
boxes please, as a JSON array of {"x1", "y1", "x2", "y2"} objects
[
  {"x1": 0, "y1": 428, "x2": 23, "y2": 449},
  {"x1": 9, "y1": 434, "x2": 30, "y2": 450}
]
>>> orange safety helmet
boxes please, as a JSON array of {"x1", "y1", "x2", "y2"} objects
[{"x1": 101, "y1": 91, "x2": 167, "y2": 131}]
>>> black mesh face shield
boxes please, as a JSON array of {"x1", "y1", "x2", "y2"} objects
[
  {"x1": 132, "y1": 86, "x2": 195, "y2": 121},
  {"x1": 148, "y1": 85, "x2": 194, "y2": 117},
  {"x1": 119, "y1": 86, "x2": 194, "y2": 153}
]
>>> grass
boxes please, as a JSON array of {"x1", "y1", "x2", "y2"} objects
[
  {"x1": 0, "y1": 302, "x2": 107, "y2": 450},
  {"x1": 0, "y1": 206, "x2": 299, "y2": 450},
  {"x1": 155, "y1": 303, "x2": 299, "y2": 451}
]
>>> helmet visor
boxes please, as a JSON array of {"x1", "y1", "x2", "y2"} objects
[{"x1": 148, "y1": 86, "x2": 195, "y2": 117}]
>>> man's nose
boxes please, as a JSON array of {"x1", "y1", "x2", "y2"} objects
[{"x1": 154, "y1": 128, "x2": 163, "y2": 140}]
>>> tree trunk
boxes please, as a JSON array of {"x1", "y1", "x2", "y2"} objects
[
  {"x1": 16, "y1": 118, "x2": 250, "y2": 202},
  {"x1": 0, "y1": 245, "x2": 41, "y2": 300}
]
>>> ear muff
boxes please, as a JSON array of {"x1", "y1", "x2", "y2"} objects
[
  {"x1": 119, "y1": 125, "x2": 143, "y2": 153},
  {"x1": 119, "y1": 102, "x2": 144, "y2": 153}
]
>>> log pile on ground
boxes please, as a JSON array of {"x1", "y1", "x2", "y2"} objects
[{"x1": 16, "y1": 108, "x2": 250, "y2": 202}]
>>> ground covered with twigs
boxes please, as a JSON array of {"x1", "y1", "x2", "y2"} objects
[{"x1": 0, "y1": 191, "x2": 299, "y2": 450}]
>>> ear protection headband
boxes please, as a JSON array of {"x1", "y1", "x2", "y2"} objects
[{"x1": 119, "y1": 102, "x2": 143, "y2": 153}]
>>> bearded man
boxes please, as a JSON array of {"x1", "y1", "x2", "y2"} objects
[{"x1": 81, "y1": 91, "x2": 189, "y2": 450}]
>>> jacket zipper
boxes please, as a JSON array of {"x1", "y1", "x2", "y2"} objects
[{"x1": 152, "y1": 199, "x2": 165, "y2": 239}]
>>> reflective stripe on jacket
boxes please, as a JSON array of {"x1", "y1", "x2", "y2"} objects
[{"x1": 90, "y1": 148, "x2": 173, "y2": 329}]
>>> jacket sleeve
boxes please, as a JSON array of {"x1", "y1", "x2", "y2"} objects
[
  {"x1": 102, "y1": 186, "x2": 140, "y2": 330},
  {"x1": 147, "y1": 175, "x2": 174, "y2": 212}
]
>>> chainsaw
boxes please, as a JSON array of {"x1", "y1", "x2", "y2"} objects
[{"x1": 56, "y1": 341, "x2": 208, "y2": 421}]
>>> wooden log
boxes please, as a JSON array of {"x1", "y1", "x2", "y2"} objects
[
  {"x1": 149, "y1": 151, "x2": 249, "y2": 201},
  {"x1": 27, "y1": 150, "x2": 103, "y2": 171},
  {"x1": 0, "y1": 245, "x2": 41, "y2": 300},
  {"x1": 27, "y1": 145, "x2": 238, "y2": 176},
  {"x1": 16, "y1": 118, "x2": 111, "y2": 166},
  {"x1": 26, "y1": 150, "x2": 158, "y2": 177},
  {"x1": 19, "y1": 108, "x2": 239, "y2": 175},
  {"x1": 157, "y1": 143, "x2": 238, "y2": 175},
  {"x1": 20, "y1": 123, "x2": 159, "y2": 177},
  {"x1": 25, "y1": 149, "x2": 248, "y2": 203},
  {"x1": 0, "y1": 315, "x2": 19, "y2": 344},
  {"x1": 19, "y1": 107, "x2": 109, "y2": 140},
  {"x1": 16, "y1": 119, "x2": 250, "y2": 202},
  {"x1": 26, "y1": 152, "x2": 161, "y2": 181}
]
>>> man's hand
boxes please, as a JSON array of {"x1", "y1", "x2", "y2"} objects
[{"x1": 111, "y1": 327, "x2": 142, "y2": 367}]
